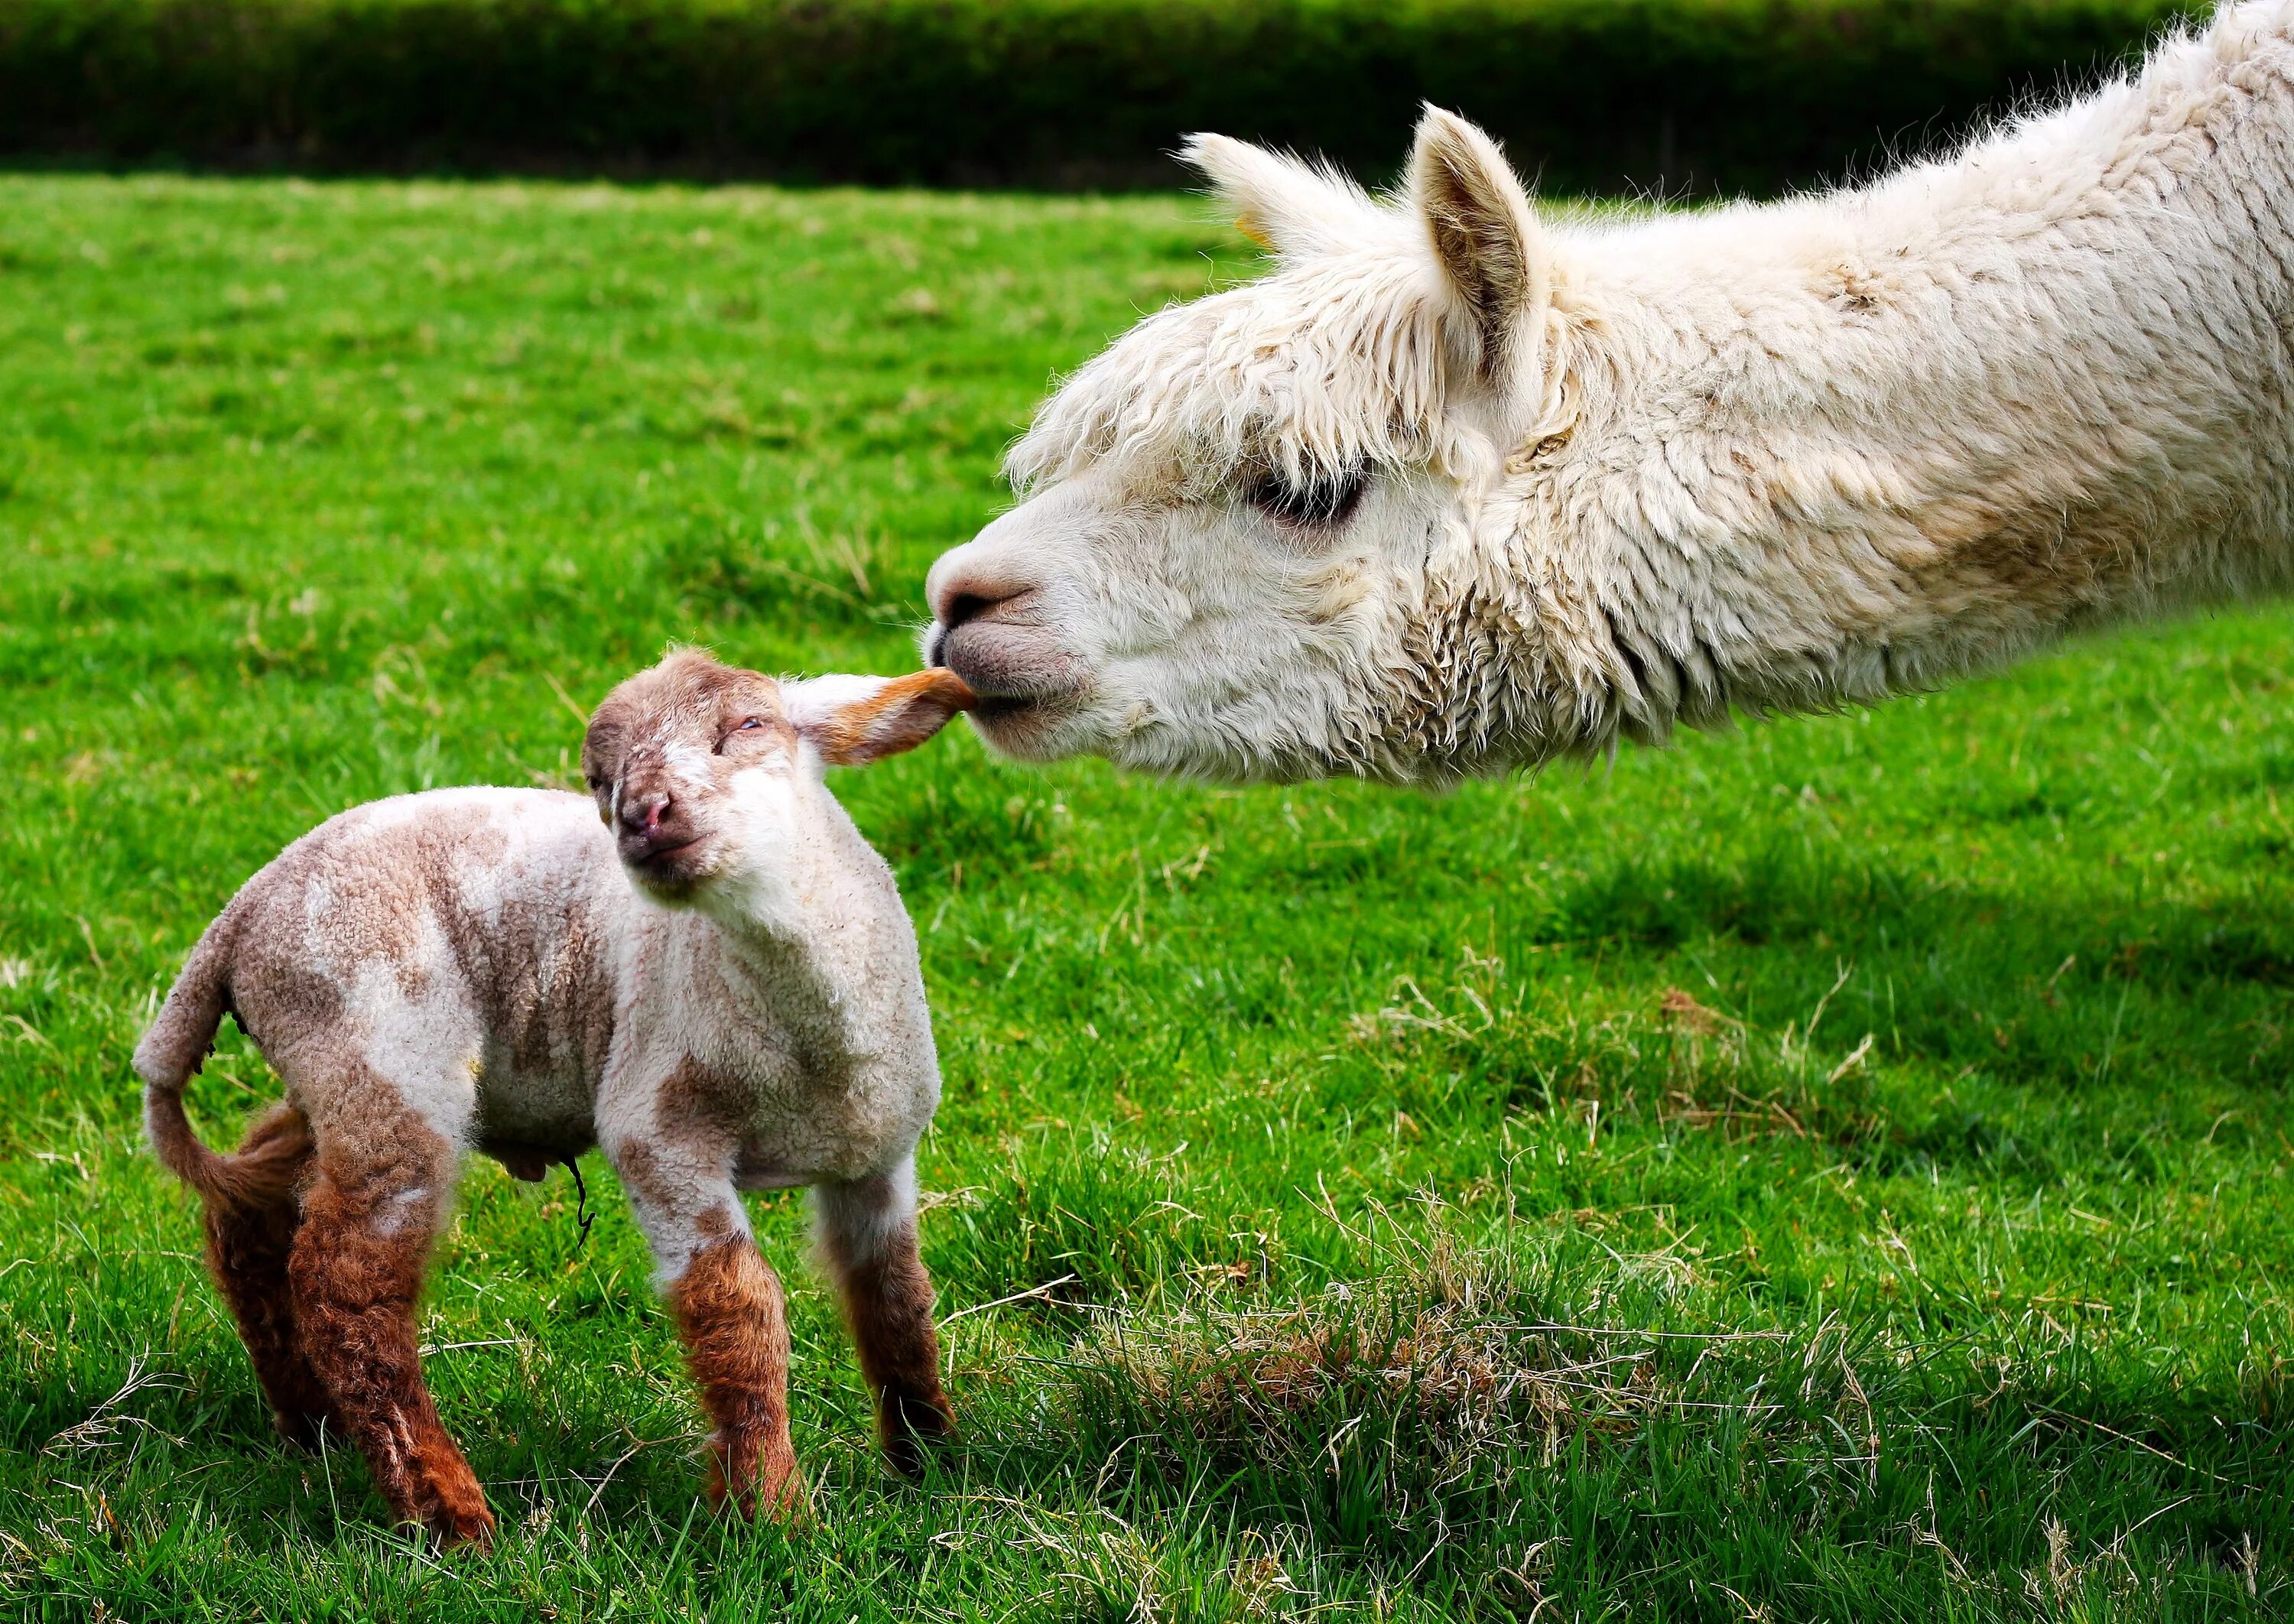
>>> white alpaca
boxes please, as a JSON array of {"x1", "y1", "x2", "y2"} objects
[{"x1": 925, "y1": 2, "x2": 2294, "y2": 784}]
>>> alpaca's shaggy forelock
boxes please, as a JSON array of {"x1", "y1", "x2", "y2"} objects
[
  {"x1": 932, "y1": 2, "x2": 2294, "y2": 786},
  {"x1": 1007, "y1": 245, "x2": 1460, "y2": 499}
]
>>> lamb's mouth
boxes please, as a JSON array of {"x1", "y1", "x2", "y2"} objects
[{"x1": 623, "y1": 834, "x2": 712, "y2": 893}]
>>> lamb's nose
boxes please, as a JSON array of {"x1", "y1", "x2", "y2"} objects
[{"x1": 619, "y1": 790, "x2": 671, "y2": 837}]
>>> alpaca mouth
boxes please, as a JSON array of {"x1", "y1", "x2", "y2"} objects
[
  {"x1": 934, "y1": 620, "x2": 1089, "y2": 712},
  {"x1": 961, "y1": 695, "x2": 1073, "y2": 761},
  {"x1": 939, "y1": 659, "x2": 1092, "y2": 760}
]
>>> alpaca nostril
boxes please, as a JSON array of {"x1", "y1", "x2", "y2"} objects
[
  {"x1": 943, "y1": 591, "x2": 998, "y2": 631},
  {"x1": 928, "y1": 557, "x2": 1041, "y2": 632},
  {"x1": 927, "y1": 552, "x2": 1075, "y2": 703}
]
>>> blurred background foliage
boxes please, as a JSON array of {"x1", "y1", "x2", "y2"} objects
[{"x1": 0, "y1": 0, "x2": 2205, "y2": 196}]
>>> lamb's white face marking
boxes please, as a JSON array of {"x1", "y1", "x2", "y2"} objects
[
  {"x1": 925, "y1": 115, "x2": 1551, "y2": 784},
  {"x1": 703, "y1": 765, "x2": 811, "y2": 939},
  {"x1": 580, "y1": 656, "x2": 807, "y2": 906}
]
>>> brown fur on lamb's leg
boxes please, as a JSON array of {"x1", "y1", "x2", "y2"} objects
[
  {"x1": 288, "y1": 1127, "x2": 495, "y2": 1549},
  {"x1": 818, "y1": 1177, "x2": 956, "y2": 1476},
  {"x1": 199, "y1": 1103, "x2": 335, "y2": 1447},
  {"x1": 670, "y1": 1239, "x2": 805, "y2": 1521}
]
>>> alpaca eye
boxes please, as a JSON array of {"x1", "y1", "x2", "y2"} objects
[
  {"x1": 1240, "y1": 460, "x2": 1369, "y2": 529},
  {"x1": 739, "y1": 717, "x2": 765, "y2": 730}
]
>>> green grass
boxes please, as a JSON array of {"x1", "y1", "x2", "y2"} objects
[{"x1": 2, "y1": 173, "x2": 2291, "y2": 1622}]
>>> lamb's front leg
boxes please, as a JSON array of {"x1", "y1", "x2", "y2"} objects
[
  {"x1": 817, "y1": 1158, "x2": 957, "y2": 1476},
  {"x1": 609, "y1": 1140, "x2": 804, "y2": 1520}
]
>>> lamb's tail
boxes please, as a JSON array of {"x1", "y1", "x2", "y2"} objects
[{"x1": 133, "y1": 905, "x2": 305, "y2": 1210}]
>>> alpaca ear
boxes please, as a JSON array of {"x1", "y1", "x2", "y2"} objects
[
  {"x1": 783, "y1": 668, "x2": 975, "y2": 767},
  {"x1": 1409, "y1": 107, "x2": 1547, "y2": 378},
  {"x1": 1181, "y1": 133, "x2": 1382, "y2": 258}
]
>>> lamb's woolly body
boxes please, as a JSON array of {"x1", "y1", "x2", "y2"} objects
[
  {"x1": 937, "y1": 2, "x2": 2294, "y2": 783},
  {"x1": 135, "y1": 655, "x2": 970, "y2": 1542},
  {"x1": 140, "y1": 783, "x2": 939, "y2": 1273}
]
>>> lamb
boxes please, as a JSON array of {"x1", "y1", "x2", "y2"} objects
[{"x1": 134, "y1": 650, "x2": 974, "y2": 1548}]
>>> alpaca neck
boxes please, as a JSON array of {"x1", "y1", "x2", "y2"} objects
[{"x1": 1479, "y1": 5, "x2": 2294, "y2": 771}]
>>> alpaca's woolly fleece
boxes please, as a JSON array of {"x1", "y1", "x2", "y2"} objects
[{"x1": 932, "y1": 2, "x2": 2294, "y2": 784}]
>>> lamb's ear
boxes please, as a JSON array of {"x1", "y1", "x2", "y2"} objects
[
  {"x1": 1409, "y1": 107, "x2": 1547, "y2": 378},
  {"x1": 784, "y1": 668, "x2": 976, "y2": 767},
  {"x1": 1181, "y1": 133, "x2": 1381, "y2": 258}
]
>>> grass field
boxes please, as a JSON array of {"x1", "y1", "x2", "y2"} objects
[{"x1": 3, "y1": 174, "x2": 2292, "y2": 1622}]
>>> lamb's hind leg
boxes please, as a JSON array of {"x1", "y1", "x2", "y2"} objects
[
  {"x1": 817, "y1": 1158, "x2": 956, "y2": 1476},
  {"x1": 200, "y1": 1102, "x2": 334, "y2": 1447},
  {"x1": 288, "y1": 1102, "x2": 494, "y2": 1548}
]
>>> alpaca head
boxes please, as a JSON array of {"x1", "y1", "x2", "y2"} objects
[{"x1": 925, "y1": 109, "x2": 1562, "y2": 783}]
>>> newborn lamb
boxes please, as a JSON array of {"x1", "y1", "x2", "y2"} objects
[{"x1": 135, "y1": 651, "x2": 973, "y2": 1548}]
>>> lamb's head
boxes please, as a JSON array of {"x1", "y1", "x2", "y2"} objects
[
  {"x1": 925, "y1": 109, "x2": 1565, "y2": 784},
  {"x1": 582, "y1": 651, "x2": 972, "y2": 904}
]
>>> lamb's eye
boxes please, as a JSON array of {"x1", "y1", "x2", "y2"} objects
[
  {"x1": 1240, "y1": 460, "x2": 1370, "y2": 529},
  {"x1": 716, "y1": 716, "x2": 770, "y2": 754}
]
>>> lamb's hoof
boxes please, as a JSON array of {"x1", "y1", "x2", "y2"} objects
[
  {"x1": 882, "y1": 1397, "x2": 959, "y2": 1479},
  {"x1": 421, "y1": 1492, "x2": 498, "y2": 1552},
  {"x1": 765, "y1": 1476, "x2": 814, "y2": 1531},
  {"x1": 713, "y1": 1460, "x2": 812, "y2": 1530},
  {"x1": 429, "y1": 1512, "x2": 496, "y2": 1554},
  {"x1": 271, "y1": 1410, "x2": 333, "y2": 1452}
]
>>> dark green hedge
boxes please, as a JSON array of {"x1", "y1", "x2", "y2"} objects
[{"x1": 0, "y1": 0, "x2": 2204, "y2": 194}]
